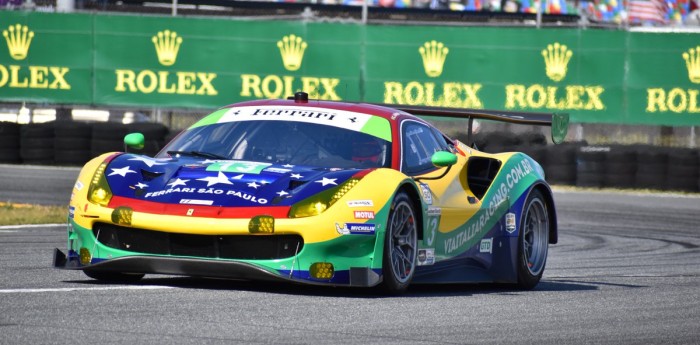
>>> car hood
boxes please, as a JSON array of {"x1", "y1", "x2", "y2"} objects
[{"x1": 104, "y1": 154, "x2": 363, "y2": 207}]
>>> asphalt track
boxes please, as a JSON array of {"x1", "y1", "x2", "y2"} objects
[{"x1": 1, "y1": 164, "x2": 699, "y2": 345}]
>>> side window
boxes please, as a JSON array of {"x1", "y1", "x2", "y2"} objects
[
  {"x1": 430, "y1": 127, "x2": 453, "y2": 152},
  {"x1": 401, "y1": 121, "x2": 444, "y2": 174}
]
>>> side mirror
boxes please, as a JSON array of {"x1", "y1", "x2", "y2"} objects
[
  {"x1": 415, "y1": 151, "x2": 457, "y2": 182},
  {"x1": 431, "y1": 151, "x2": 457, "y2": 167},
  {"x1": 124, "y1": 132, "x2": 145, "y2": 151}
]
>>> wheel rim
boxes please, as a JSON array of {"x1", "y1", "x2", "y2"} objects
[
  {"x1": 389, "y1": 200, "x2": 417, "y2": 284},
  {"x1": 522, "y1": 198, "x2": 549, "y2": 276}
]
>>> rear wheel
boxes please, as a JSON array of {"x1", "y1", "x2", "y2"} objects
[
  {"x1": 516, "y1": 189, "x2": 549, "y2": 289},
  {"x1": 84, "y1": 270, "x2": 145, "y2": 283},
  {"x1": 381, "y1": 191, "x2": 418, "y2": 294}
]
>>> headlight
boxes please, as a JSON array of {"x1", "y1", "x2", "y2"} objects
[
  {"x1": 87, "y1": 162, "x2": 113, "y2": 206},
  {"x1": 288, "y1": 177, "x2": 361, "y2": 218}
]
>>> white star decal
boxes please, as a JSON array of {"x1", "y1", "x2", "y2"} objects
[
  {"x1": 129, "y1": 156, "x2": 167, "y2": 168},
  {"x1": 197, "y1": 171, "x2": 234, "y2": 187},
  {"x1": 247, "y1": 181, "x2": 260, "y2": 189},
  {"x1": 282, "y1": 164, "x2": 294, "y2": 168},
  {"x1": 290, "y1": 173, "x2": 303, "y2": 179},
  {"x1": 135, "y1": 182, "x2": 148, "y2": 189},
  {"x1": 108, "y1": 166, "x2": 136, "y2": 177},
  {"x1": 276, "y1": 190, "x2": 289, "y2": 196},
  {"x1": 231, "y1": 174, "x2": 244, "y2": 180},
  {"x1": 167, "y1": 178, "x2": 189, "y2": 188},
  {"x1": 315, "y1": 177, "x2": 337, "y2": 186}
]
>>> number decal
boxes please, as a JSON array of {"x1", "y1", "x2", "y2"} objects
[
  {"x1": 206, "y1": 161, "x2": 271, "y2": 174},
  {"x1": 426, "y1": 217, "x2": 438, "y2": 246}
]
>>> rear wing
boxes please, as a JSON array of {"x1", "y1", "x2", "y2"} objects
[{"x1": 385, "y1": 104, "x2": 569, "y2": 145}]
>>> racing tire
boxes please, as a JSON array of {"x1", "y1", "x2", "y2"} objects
[
  {"x1": 520, "y1": 146, "x2": 547, "y2": 167},
  {"x1": 522, "y1": 131, "x2": 547, "y2": 146},
  {"x1": 54, "y1": 121, "x2": 92, "y2": 138},
  {"x1": 516, "y1": 189, "x2": 549, "y2": 290},
  {"x1": 91, "y1": 138, "x2": 125, "y2": 157},
  {"x1": 544, "y1": 163, "x2": 576, "y2": 185},
  {"x1": 128, "y1": 122, "x2": 168, "y2": 140},
  {"x1": 83, "y1": 270, "x2": 145, "y2": 283},
  {"x1": 0, "y1": 121, "x2": 20, "y2": 136},
  {"x1": 381, "y1": 191, "x2": 418, "y2": 294},
  {"x1": 92, "y1": 122, "x2": 130, "y2": 140},
  {"x1": 55, "y1": 137, "x2": 91, "y2": 151},
  {"x1": 0, "y1": 134, "x2": 19, "y2": 148},
  {"x1": 20, "y1": 122, "x2": 55, "y2": 138},
  {"x1": 20, "y1": 137, "x2": 54, "y2": 149},
  {"x1": 20, "y1": 148, "x2": 54, "y2": 164},
  {"x1": 54, "y1": 149, "x2": 92, "y2": 166},
  {"x1": 547, "y1": 143, "x2": 577, "y2": 165},
  {"x1": 0, "y1": 148, "x2": 20, "y2": 163}
]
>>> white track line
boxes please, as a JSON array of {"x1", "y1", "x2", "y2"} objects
[
  {"x1": 0, "y1": 286, "x2": 174, "y2": 293},
  {"x1": 0, "y1": 223, "x2": 65, "y2": 230}
]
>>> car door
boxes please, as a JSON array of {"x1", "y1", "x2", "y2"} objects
[{"x1": 399, "y1": 119, "x2": 481, "y2": 259}]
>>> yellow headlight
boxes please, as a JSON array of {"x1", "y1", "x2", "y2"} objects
[
  {"x1": 288, "y1": 177, "x2": 361, "y2": 218},
  {"x1": 291, "y1": 201, "x2": 328, "y2": 218},
  {"x1": 87, "y1": 162, "x2": 113, "y2": 206},
  {"x1": 313, "y1": 202, "x2": 327, "y2": 214}
]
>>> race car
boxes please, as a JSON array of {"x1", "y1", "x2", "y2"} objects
[{"x1": 54, "y1": 92, "x2": 568, "y2": 293}]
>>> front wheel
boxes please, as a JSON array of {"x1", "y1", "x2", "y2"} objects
[
  {"x1": 381, "y1": 191, "x2": 418, "y2": 294},
  {"x1": 516, "y1": 189, "x2": 550, "y2": 289}
]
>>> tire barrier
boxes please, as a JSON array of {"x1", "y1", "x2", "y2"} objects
[
  {"x1": 543, "y1": 143, "x2": 579, "y2": 186},
  {"x1": 519, "y1": 145, "x2": 547, "y2": 169},
  {"x1": 54, "y1": 121, "x2": 93, "y2": 166},
  {"x1": 20, "y1": 122, "x2": 55, "y2": 165},
  {"x1": 2, "y1": 121, "x2": 170, "y2": 167},
  {"x1": 0, "y1": 122, "x2": 20, "y2": 163},
  {"x1": 5, "y1": 123, "x2": 700, "y2": 193},
  {"x1": 89, "y1": 122, "x2": 169, "y2": 159},
  {"x1": 604, "y1": 145, "x2": 637, "y2": 189},
  {"x1": 635, "y1": 146, "x2": 669, "y2": 191},
  {"x1": 666, "y1": 148, "x2": 699, "y2": 193},
  {"x1": 90, "y1": 122, "x2": 131, "y2": 159},
  {"x1": 477, "y1": 131, "x2": 522, "y2": 153},
  {"x1": 128, "y1": 122, "x2": 169, "y2": 157},
  {"x1": 576, "y1": 146, "x2": 608, "y2": 188}
]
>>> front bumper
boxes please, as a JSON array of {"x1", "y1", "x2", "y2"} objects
[
  {"x1": 53, "y1": 248, "x2": 382, "y2": 287},
  {"x1": 58, "y1": 207, "x2": 386, "y2": 287}
]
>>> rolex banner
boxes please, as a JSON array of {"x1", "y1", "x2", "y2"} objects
[
  {"x1": 1, "y1": 11, "x2": 700, "y2": 126},
  {"x1": 0, "y1": 12, "x2": 92, "y2": 104}
]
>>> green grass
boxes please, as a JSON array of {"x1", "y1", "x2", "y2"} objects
[{"x1": 0, "y1": 202, "x2": 67, "y2": 226}]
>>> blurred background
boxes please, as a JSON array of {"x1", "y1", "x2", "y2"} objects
[{"x1": 0, "y1": 0, "x2": 698, "y2": 192}]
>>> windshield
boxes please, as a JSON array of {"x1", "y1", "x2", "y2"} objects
[{"x1": 159, "y1": 120, "x2": 392, "y2": 169}]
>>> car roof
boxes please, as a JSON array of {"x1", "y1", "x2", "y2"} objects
[{"x1": 220, "y1": 98, "x2": 428, "y2": 125}]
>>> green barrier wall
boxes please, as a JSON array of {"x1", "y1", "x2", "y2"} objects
[{"x1": 1, "y1": 11, "x2": 699, "y2": 125}]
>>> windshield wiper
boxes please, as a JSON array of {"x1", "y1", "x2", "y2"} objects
[{"x1": 167, "y1": 150, "x2": 228, "y2": 160}]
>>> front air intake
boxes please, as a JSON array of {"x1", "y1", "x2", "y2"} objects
[{"x1": 93, "y1": 223, "x2": 303, "y2": 260}]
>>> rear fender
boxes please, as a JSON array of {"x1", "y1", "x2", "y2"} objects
[{"x1": 529, "y1": 183, "x2": 558, "y2": 244}]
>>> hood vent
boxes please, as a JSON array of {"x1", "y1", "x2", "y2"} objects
[
  {"x1": 140, "y1": 169, "x2": 164, "y2": 181},
  {"x1": 288, "y1": 179, "x2": 307, "y2": 190}
]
